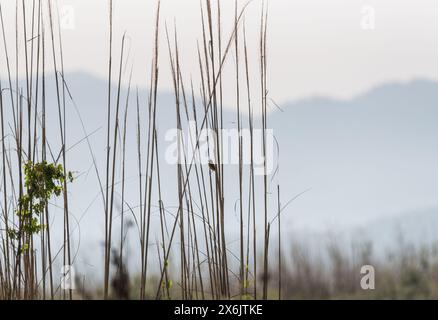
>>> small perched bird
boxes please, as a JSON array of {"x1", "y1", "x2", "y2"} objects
[{"x1": 208, "y1": 160, "x2": 217, "y2": 172}]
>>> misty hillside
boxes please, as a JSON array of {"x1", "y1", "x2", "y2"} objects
[
  {"x1": 270, "y1": 79, "x2": 438, "y2": 230},
  {"x1": 14, "y1": 73, "x2": 437, "y2": 257}
]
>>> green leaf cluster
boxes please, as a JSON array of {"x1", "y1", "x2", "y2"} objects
[{"x1": 9, "y1": 161, "x2": 74, "y2": 252}]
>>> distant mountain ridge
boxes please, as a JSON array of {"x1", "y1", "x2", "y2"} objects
[
  {"x1": 5, "y1": 71, "x2": 433, "y2": 273},
  {"x1": 6, "y1": 72, "x2": 437, "y2": 251}
]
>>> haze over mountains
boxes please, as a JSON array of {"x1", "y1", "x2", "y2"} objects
[
  {"x1": 271, "y1": 78, "x2": 438, "y2": 230},
  {"x1": 8, "y1": 72, "x2": 436, "y2": 271}
]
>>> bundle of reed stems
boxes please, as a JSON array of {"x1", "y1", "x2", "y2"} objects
[{"x1": 0, "y1": 0, "x2": 285, "y2": 300}]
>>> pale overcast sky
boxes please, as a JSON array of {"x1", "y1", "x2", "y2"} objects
[{"x1": 1, "y1": 0, "x2": 438, "y2": 105}]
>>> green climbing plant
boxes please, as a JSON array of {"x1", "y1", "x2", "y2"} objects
[{"x1": 8, "y1": 161, "x2": 73, "y2": 253}]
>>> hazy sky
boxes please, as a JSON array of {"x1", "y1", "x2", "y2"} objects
[{"x1": 1, "y1": 0, "x2": 438, "y2": 104}]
